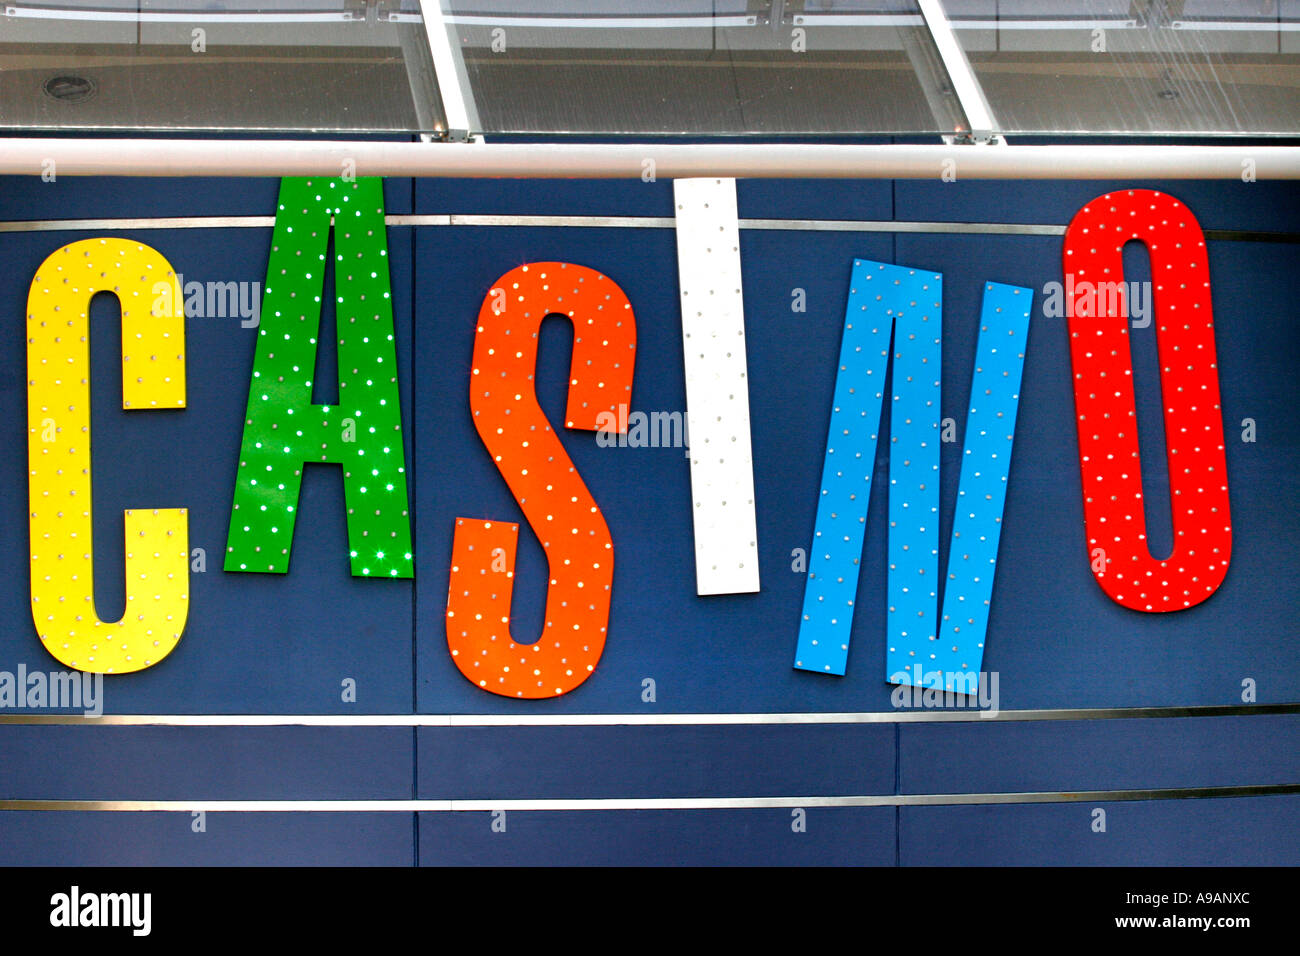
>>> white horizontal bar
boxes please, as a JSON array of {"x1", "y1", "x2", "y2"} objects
[
  {"x1": 2, "y1": 141, "x2": 1296, "y2": 179},
  {"x1": 10, "y1": 8, "x2": 1292, "y2": 32}
]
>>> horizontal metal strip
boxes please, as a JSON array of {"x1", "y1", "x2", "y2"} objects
[
  {"x1": 740, "y1": 218, "x2": 1064, "y2": 235},
  {"x1": 0, "y1": 214, "x2": 1294, "y2": 242},
  {"x1": 0, "y1": 216, "x2": 278, "y2": 233},
  {"x1": 441, "y1": 214, "x2": 673, "y2": 228},
  {"x1": 4, "y1": 7, "x2": 407, "y2": 23},
  {"x1": 444, "y1": 14, "x2": 758, "y2": 29},
  {"x1": 1, "y1": 702, "x2": 1296, "y2": 727},
  {"x1": 438, "y1": 215, "x2": 1071, "y2": 234},
  {"x1": 944, "y1": 18, "x2": 1141, "y2": 30},
  {"x1": 792, "y1": 13, "x2": 925, "y2": 27},
  {"x1": 3, "y1": 783, "x2": 1297, "y2": 812},
  {"x1": 1171, "y1": 20, "x2": 1300, "y2": 32},
  {"x1": 793, "y1": 14, "x2": 1144, "y2": 29}
]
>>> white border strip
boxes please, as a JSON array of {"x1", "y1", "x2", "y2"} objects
[
  {"x1": 1, "y1": 142, "x2": 1296, "y2": 179},
  {"x1": 673, "y1": 178, "x2": 760, "y2": 595}
]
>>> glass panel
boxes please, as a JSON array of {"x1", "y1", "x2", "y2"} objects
[
  {"x1": 940, "y1": 0, "x2": 1300, "y2": 136},
  {"x1": 440, "y1": 0, "x2": 970, "y2": 137},
  {"x1": 0, "y1": 0, "x2": 445, "y2": 132}
]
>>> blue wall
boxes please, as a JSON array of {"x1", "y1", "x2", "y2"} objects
[{"x1": 0, "y1": 174, "x2": 1295, "y2": 864}]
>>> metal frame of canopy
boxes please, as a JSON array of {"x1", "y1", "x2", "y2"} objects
[{"x1": 1, "y1": 0, "x2": 1298, "y2": 177}]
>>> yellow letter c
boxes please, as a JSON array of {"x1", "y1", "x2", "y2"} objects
[{"x1": 27, "y1": 238, "x2": 189, "y2": 674}]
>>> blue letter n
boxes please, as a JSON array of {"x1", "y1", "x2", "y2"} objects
[{"x1": 793, "y1": 259, "x2": 1031, "y2": 692}]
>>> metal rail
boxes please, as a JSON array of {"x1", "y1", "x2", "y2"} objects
[{"x1": 1, "y1": 141, "x2": 1295, "y2": 178}]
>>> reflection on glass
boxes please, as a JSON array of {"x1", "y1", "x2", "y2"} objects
[
  {"x1": 439, "y1": 0, "x2": 970, "y2": 136},
  {"x1": 0, "y1": 0, "x2": 444, "y2": 132},
  {"x1": 939, "y1": 0, "x2": 1300, "y2": 135},
  {"x1": 5, "y1": 0, "x2": 1289, "y2": 137}
]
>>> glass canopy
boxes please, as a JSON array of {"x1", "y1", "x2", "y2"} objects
[
  {"x1": 941, "y1": 0, "x2": 1300, "y2": 137},
  {"x1": 438, "y1": 1, "x2": 967, "y2": 136},
  {"x1": 0, "y1": 0, "x2": 1295, "y2": 137},
  {"x1": 0, "y1": 0, "x2": 445, "y2": 132}
]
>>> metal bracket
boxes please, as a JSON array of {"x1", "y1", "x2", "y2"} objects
[
  {"x1": 344, "y1": 0, "x2": 398, "y2": 24},
  {"x1": 767, "y1": 0, "x2": 788, "y2": 31},
  {"x1": 416, "y1": 0, "x2": 481, "y2": 143},
  {"x1": 916, "y1": 0, "x2": 1000, "y2": 144}
]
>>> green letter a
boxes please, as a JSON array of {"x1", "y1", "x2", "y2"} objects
[{"x1": 225, "y1": 176, "x2": 413, "y2": 578}]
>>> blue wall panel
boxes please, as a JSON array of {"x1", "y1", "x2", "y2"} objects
[
  {"x1": 0, "y1": 173, "x2": 1294, "y2": 865},
  {"x1": 419, "y1": 808, "x2": 896, "y2": 866},
  {"x1": 411, "y1": 225, "x2": 923, "y2": 714},
  {"x1": 889, "y1": 233, "x2": 1300, "y2": 710},
  {"x1": 0, "y1": 812, "x2": 412, "y2": 866},
  {"x1": 417, "y1": 725, "x2": 895, "y2": 799},
  {"x1": 895, "y1": 178, "x2": 1300, "y2": 233},
  {"x1": 410, "y1": 222, "x2": 1298, "y2": 713},
  {"x1": 411, "y1": 175, "x2": 895, "y2": 221},
  {"x1": 901, "y1": 717, "x2": 1300, "y2": 794},
  {"x1": 415, "y1": 176, "x2": 674, "y2": 218},
  {"x1": 0, "y1": 222, "x2": 417, "y2": 714},
  {"x1": 900, "y1": 796, "x2": 1300, "y2": 867},
  {"x1": 0, "y1": 174, "x2": 412, "y2": 222},
  {"x1": 0, "y1": 727, "x2": 412, "y2": 800}
]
